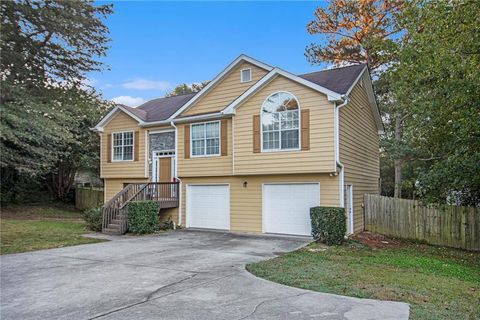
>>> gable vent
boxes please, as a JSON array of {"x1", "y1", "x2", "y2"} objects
[{"x1": 240, "y1": 68, "x2": 252, "y2": 83}]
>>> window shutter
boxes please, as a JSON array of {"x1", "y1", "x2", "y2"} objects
[
  {"x1": 301, "y1": 109, "x2": 310, "y2": 150},
  {"x1": 253, "y1": 115, "x2": 261, "y2": 153},
  {"x1": 221, "y1": 119, "x2": 228, "y2": 156},
  {"x1": 107, "y1": 134, "x2": 112, "y2": 163},
  {"x1": 134, "y1": 131, "x2": 140, "y2": 161},
  {"x1": 184, "y1": 125, "x2": 190, "y2": 159}
]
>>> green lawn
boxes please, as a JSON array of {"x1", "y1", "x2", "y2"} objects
[
  {"x1": 246, "y1": 240, "x2": 480, "y2": 320},
  {"x1": 0, "y1": 205, "x2": 105, "y2": 254}
]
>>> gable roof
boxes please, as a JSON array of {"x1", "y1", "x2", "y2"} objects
[
  {"x1": 121, "y1": 105, "x2": 147, "y2": 121},
  {"x1": 221, "y1": 67, "x2": 345, "y2": 115},
  {"x1": 169, "y1": 54, "x2": 273, "y2": 119},
  {"x1": 299, "y1": 64, "x2": 367, "y2": 95},
  {"x1": 137, "y1": 93, "x2": 196, "y2": 122},
  {"x1": 92, "y1": 55, "x2": 381, "y2": 132}
]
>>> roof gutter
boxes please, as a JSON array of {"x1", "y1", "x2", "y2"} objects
[
  {"x1": 171, "y1": 112, "x2": 230, "y2": 124},
  {"x1": 139, "y1": 120, "x2": 173, "y2": 127}
]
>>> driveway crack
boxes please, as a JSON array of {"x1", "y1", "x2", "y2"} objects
[
  {"x1": 236, "y1": 292, "x2": 308, "y2": 320},
  {"x1": 88, "y1": 272, "x2": 236, "y2": 319}
]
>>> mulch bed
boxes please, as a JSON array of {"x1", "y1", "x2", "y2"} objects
[{"x1": 350, "y1": 231, "x2": 402, "y2": 249}]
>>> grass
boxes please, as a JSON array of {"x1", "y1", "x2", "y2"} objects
[
  {"x1": 0, "y1": 205, "x2": 105, "y2": 254},
  {"x1": 1, "y1": 204, "x2": 83, "y2": 220},
  {"x1": 246, "y1": 240, "x2": 480, "y2": 320}
]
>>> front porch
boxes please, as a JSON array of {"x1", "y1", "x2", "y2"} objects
[{"x1": 102, "y1": 182, "x2": 179, "y2": 235}]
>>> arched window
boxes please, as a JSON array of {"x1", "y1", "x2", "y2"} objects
[{"x1": 261, "y1": 92, "x2": 300, "y2": 151}]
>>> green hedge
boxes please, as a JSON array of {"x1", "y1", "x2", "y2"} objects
[
  {"x1": 127, "y1": 201, "x2": 159, "y2": 234},
  {"x1": 310, "y1": 206, "x2": 346, "y2": 245},
  {"x1": 84, "y1": 207, "x2": 103, "y2": 232}
]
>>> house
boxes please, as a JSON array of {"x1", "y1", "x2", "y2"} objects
[{"x1": 92, "y1": 55, "x2": 382, "y2": 236}]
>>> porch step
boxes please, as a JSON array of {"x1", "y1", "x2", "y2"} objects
[
  {"x1": 102, "y1": 228, "x2": 123, "y2": 235},
  {"x1": 107, "y1": 223, "x2": 121, "y2": 230},
  {"x1": 111, "y1": 219, "x2": 123, "y2": 224}
]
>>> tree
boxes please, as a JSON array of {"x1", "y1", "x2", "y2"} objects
[
  {"x1": 43, "y1": 89, "x2": 112, "y2": 200},
  {"x1": 1, "y1": 0, "x2": 112, "y2": 89},
  {"x1": 0, "y1": 0, "x2": 113, "y2": 202},
  {"x1": 305, "y1": 0, "x2": 408, "y2": 198},
  {"x1": 392, "y1": 0, "x2": 480, "y2": 205},
  {"x1": 166, "y1": 81, "x2": 209, "y2": 97},
  {"x1": 305, "y1": 0, "x2": 403, "y2": 71}
]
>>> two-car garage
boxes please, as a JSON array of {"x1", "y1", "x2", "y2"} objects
[{"x1": 186, "y1": 183, "x2": 320, "y2": 236}]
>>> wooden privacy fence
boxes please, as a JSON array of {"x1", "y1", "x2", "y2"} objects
[
  {"x1": 364, "y1": 194, "x2": 479, "y2": 251},
  {"x1": 75, "y1": 186, "x2": 104, "y2": 210}
]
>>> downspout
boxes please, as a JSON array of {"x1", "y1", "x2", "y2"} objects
[
  {"x1": 335, "y1": 96, "x2": 350, "y2": 208},
  {"x1": 170, "y1": 121, "x2": 182, "y2": 227}
]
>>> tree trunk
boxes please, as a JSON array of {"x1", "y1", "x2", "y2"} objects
[
  {"x1": 394, "y1": 159, "x2": 402, "y2": 198},
  {"x1": 393, "y1": 111, "x2": 403, "y2": 198},
  {"x1": 46, "y1": 161, "x2": 78, "y2": 201}
]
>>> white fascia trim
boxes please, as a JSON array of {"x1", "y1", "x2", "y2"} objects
[
  {"x1": 344, "y1": 66, "x2": 384, "y2": 134},
  {"x1": 222, "y1": 68, "x2": 344, "y2": 114},
  {"x1": 92, "y1": 106, "x2": 145, "y2": 132},
  {"x1": 173, "y1": 112, "x2": 229, "y2": 124},
  {"x1": 169, "y1": 54, "x2": 273, "y2": 120},
  {"x1": 139, "y1": 120, "x2": 172, "y2": 128},
  {"x1": 345, "y1": 65, "x2": 368, "y2": 96}
]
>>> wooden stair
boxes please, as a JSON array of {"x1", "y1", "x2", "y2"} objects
[{"x1": 101, "y1": 182, "x2": 179, "y2": 235}]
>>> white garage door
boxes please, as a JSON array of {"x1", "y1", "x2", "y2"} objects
[
  {"x1": 263, "y1": 183, "x2": 320, "y2": 236},
  {"x1": 187, "y1": 185, "x2": 230, "y2": 230}
]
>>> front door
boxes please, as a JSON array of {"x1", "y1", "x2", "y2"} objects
[{"x1": 158, "y1": 157, "x2": 172, "y2": 182}]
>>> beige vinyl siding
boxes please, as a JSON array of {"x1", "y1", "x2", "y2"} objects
[
  {"x1": 177, "y1": 119, "x2": 233, "y2": 177},
  {"x1": 100, "y1": 112, "x2": 147, "y2": 179},
  {"x1": 179, "y1": 173, "x2": 339, "y2": 233},
  {"x1": 340, "y1": 75, "x2": 380, "y2": 232},
  {"x1": 182, "y1": 62, "x2": 269, "y2": 116},
  {"x1": 100, "y1": 111, "x2": 175, "y2": 179},
  {"x1": 103, "y1": 178, "x2": 149, "y2": 202},
  {"x1": 234, "y1": 75, "x2": 336, "y2": 175}
]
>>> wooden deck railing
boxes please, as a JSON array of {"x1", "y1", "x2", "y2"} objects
[{"x1": 102, "y1": 182, "x2": 179, "y2": 234}]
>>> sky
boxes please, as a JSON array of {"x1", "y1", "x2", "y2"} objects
[{"x1": 91, "y1": 1, "x2": 329, "y2": 106}]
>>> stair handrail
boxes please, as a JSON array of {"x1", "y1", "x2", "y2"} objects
[
  {"x1": 119, "y1": 183, "x2": 151, "y2": 209},
  {"x1": 103, "y1": 183, "x2": 135, "y2": 209}
]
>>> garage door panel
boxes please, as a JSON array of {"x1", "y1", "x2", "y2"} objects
[
  {"x1": 264, "y1": 183, "x2": 320, "y2": 236},
  {"x1": 187, "y1": 185, "x2": 230, "y2": 230}
]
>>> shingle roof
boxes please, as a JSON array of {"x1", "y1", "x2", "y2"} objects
[
  {"x1": 299, "y1": 64, "x2": 366, "y2": 95},
  {"x1": 121, "y1": 105, "x2": 147, "y2": 121},
  {"x1": 116, "y1": 64, "x2": 366, "y2": 124},
  {"x1": 134, "y1": 93, "x2": 197, "y2": 122}
]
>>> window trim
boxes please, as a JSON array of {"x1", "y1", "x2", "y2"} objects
[
  {"x1": 111, "y1": 130, "x2": 135, "y2": 162},
  {"x1": 260, "y1": 91, "x2": 302, "y2": 153},
  {"x1": 190, "y1": 120, "x2": 221, "y2": 158},
  {"x1": 240, "y1": 68, "x2": 252, "y2": 83}
]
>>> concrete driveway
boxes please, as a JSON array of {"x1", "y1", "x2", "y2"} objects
[{"x1": 1, "y1": 230, "x2": 409, "y2": 320}]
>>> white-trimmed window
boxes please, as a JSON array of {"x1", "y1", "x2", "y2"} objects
[
  {"x1": 191, "y1": 121, "x2": 220, "y2": 156},
  {"x1": 261, "y1": 92, "x2": 300, "y2": 151},
  {"x1": 112, "y1": 131, "x2": 134, "y2": 161},
  {"x1": 240, "y1": 68, "x2": 252, "y2": 83}
]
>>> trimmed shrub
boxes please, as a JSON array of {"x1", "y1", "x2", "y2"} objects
[
  {"x1": 84, "y1": 207, "x2": 103, "y2": 232},
  {"x1": 127, "y1": 201, "x2": 159, "y2": 234},
  {"x1": 310, "y1": 206, "x2": 346, "y2": 245},
  {"x1": 160, "y1": 217, "x2": 175, "y2": 231}
]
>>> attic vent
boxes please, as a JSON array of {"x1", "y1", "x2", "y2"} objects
[{"x1": 240, "y1": 68, "x2": 251, "y2": 83}]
